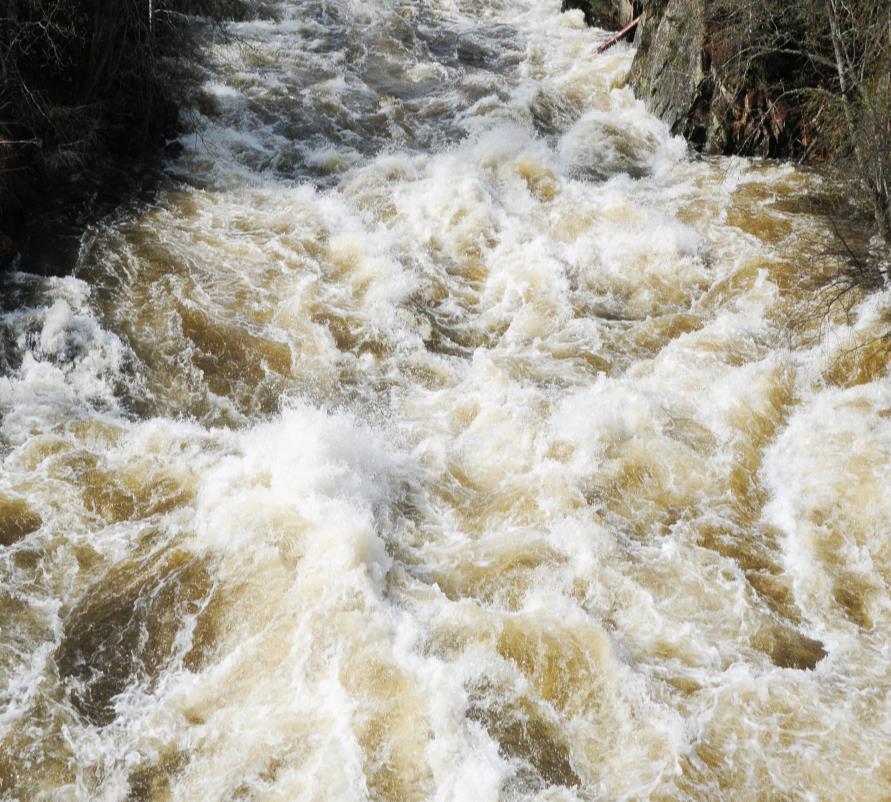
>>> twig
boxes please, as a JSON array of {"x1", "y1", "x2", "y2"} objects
[{"x1": 597, "y1": 15, "x2": 641, "y2": 54}]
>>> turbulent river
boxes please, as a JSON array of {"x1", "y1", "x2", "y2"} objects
[{"x1": 2, "y1": 0, "x2": 891, "y2": 799}]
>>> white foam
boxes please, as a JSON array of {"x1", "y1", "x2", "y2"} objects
[{"x1": 2, "y1": 0, "x2": 890, "y2": 798}]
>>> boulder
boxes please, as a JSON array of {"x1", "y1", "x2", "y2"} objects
[
  {"x1": 562, "y1": 0, "x2": 637, "y2": 30},
  {"x1": 629, "y1": 0, "x2": 707, "y2": 139}
]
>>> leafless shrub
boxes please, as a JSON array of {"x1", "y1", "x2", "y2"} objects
[{"x1": 709, "y1": 0, "x2": 890, "y2": 246}]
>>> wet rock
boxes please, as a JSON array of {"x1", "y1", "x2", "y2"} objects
[
  {"x1": 562, "y1": 0, "x2": 637, "y2": 30},
  {"x1": 628, "y1": 0, "x2": 803, "y2": 157},
  {"x1": 0, "y1": 235, "x2": 17, "y2": 271},
  {"x1": 629, "y1": 0, "x2": 707, "y2": 138}
]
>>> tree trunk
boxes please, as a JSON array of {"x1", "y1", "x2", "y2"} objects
[{"x1": 826, "y1": 0, "x2": 891, "y2": 244}]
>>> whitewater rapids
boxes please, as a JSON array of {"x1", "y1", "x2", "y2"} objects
[{"x1": 1, "y1": 0, "x2": 890, "y2": 799}]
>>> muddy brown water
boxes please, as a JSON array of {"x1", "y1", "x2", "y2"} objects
[{"x1": 1, "y1": 1, "x2": 890, "y2": 799}]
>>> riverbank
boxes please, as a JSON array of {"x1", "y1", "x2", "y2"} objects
[
  {"x1": 565, "y1": 0, "x2": 890, "y2": 294},
  {"x1": 656, "y1": 2, "x2": 888, "y2": 294},
  {"x1": 0, "y1": 1, "x2": 258, "y2": 277}
]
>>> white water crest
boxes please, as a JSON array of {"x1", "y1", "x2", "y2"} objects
[{"x1": 1, "y1": 0, "x2": 890, "y2": 799}]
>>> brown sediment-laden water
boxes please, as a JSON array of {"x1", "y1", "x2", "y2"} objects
[{"x1": 1, "y1": 1, "x2": 890, "y2": 799}]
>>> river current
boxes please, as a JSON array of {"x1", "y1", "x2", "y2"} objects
[{"x1": 1, "y1": 1, "x2": 890, "y2": 799}]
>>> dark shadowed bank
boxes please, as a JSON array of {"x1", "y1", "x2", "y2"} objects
[{"x1": 0, "y1": 0, "x2": 256, "y2": 277}]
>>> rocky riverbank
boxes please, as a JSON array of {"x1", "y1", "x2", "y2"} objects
[
  {"x1": 564, "y1": 0, "x2": 813, "y2": 158},
  {"x1": 566, "y1": 0, "x2": 891, "y2": 252},
  {"x1": 629, "y1": 0, "x2": 812, "y2": 158}
]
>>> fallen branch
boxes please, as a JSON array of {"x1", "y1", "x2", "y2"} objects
[{"x1": 597, "y1": 15, "x2": 641, "y2": 54}]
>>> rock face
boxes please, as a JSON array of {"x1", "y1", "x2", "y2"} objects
[
  {"x1": 561, "y1": 0, "x2": 637, "y2": 30},
  {"x1": 629, "y1": 0, "x2": 707, "y2": 139},
  {"x1": 628, "y1": 0, "x2": 803, "y2": 157}
]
